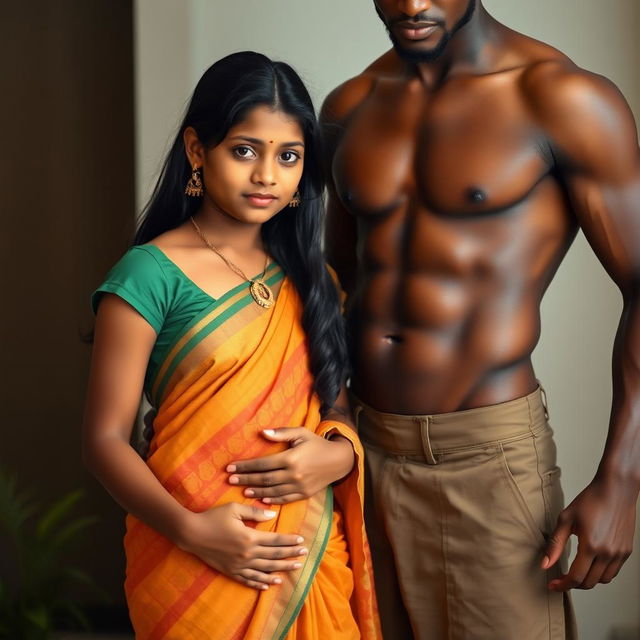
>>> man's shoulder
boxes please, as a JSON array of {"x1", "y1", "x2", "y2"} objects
[
  {"x1": 516, "y1": 47, "x2": 637, "y2": 175},
  {"x1": 320, "y1": 50, "x2": 398, "y2": 125},
  {"x1": 494, "y1": 26, "x2": 615, "y2": 105},
  {"x1": 498, "y1": 27, "x2": 619, "y2": 121},
  {"x1": 524, "y1": 59, "x2": 620, "y2": 107},
  {"x1": 519, "y1": 55, "x2": 630, "y2": 139},
  {"x1": 320, "y1": 73, "x2": 376, "y2": 126}
]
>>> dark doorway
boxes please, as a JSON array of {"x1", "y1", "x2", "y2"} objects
[{"x1": 0, "y1": 0, "x2": 135, "y2": 632}]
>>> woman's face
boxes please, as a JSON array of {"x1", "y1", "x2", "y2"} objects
[{"x1": 189, "y1": 105, "x2": 305, "y2": 225}]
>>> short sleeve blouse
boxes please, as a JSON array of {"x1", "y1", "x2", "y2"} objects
[{"x1": 91, "y1": 245, "x2": 214, "y2": 397}]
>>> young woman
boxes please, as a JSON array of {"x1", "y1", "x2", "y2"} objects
[{"x1": 82, "y1": 52, "x2": 380, "y2": 639}]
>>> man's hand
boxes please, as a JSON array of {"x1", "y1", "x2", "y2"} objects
[
  {"x1": 542, "y1": 479, "x2": 637, "y2": 590},
  {"x1": 226, "y1": 428, "x2": 355, "y2": 505}
]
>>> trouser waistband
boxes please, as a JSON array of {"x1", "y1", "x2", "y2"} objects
[{"x1": 350, "y1": 385, "x2": 549, "y2": 465}]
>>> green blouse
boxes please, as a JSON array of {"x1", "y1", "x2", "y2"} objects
[{"x1": 92, "y1": 245, "x2": 217, "y2": 395}]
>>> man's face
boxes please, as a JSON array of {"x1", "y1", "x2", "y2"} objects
[{"x1": 374, "y1": 0, "x2": 477, "y2": 63}]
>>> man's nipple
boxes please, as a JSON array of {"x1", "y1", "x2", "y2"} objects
[{"x1": 466, "y1": 186, "x2": 487, "y2": 204}]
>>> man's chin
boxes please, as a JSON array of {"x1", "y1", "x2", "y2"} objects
[{"x1": 391, "y1": 35, "x2": 450, "y2": 64}]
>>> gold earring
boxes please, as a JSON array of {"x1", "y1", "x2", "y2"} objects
[
  {"x1": 185, "y1": 166, "x2": 203, "y2": 197},
  {"x1": 288, "y1": 190, "x2": 301, "y2": 207}
]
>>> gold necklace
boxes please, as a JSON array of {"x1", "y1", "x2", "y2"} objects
[{"x1": 189, "y1": 217, "x2": 275, "y2": 308}]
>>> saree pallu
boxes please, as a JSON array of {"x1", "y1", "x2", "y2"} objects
[{"x1": 125, "y1": 265, "x2": 380, "y2": 640}]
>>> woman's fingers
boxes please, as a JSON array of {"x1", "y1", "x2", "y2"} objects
[
  {"x1": 232, "y1": 557, "x2": 307, "y2": 590},
  {"x1": 235, "y1": 576, "x2": 269, "y2": 590},
  {"x1": 226, "y1": 451, "x2": 288, "y2": 474},
  {"x1": 254, "y1": 543, "x2": 308, "y2": 560},
  {"x1": 232, "y1": 555, "x2": 308, "y2": 590},
  {"x1": 253, "y1": 531, "x2": 304, "y2": 548},
  {"x1": 261, "y1": 493, "x2": 305, "y2": 505},
  {"x1": 236, "y1": 568, "x2": 281, "y2": 588},
  {"x1": 230, "y1": 469, "x2": 290, "y2": 488},
  {"x1": 249, "y1": 558, "x2": 304, "y2": 573},
  {"x1": 244, "y1": 484, "x2": 297, "y2": 498}
]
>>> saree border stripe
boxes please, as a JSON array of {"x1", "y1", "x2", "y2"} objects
[
  {"x1": 152, "y1": 258, "x2": 280, "y2": 391},
  {"x1": 175, "y1": 375, "x2": 312, "y2": 512},
  {"x1": 126, "y1": 347, "x2": 312, "y2": 597},
  {"x1": 133, "y1": 473, "x2": 328, "y2": 640},
  {"x1": 182, "y1": 382, "x2": 312, "y2": 512},
  {"x1": 163, "y1": 308, "x2": 267, "y2": 405},
  {"x1": 162, "y1": 340, "x2": 309, "y2": 495},
  {"x1": 149, "y1": 277, "x2": 291, "y2": 483},
  {"x1": 156, "y1": 289, "x2": 279, "y2": 406},
  {"x1": 150, "y1": 263, "x2": 283, "y2": 404},
  {"x1": 124, "y1": 273, "x2": 383, "y2": 638},
  {"x1": 150, "y1": 289, "x2": 246, "y2": 403},
  {"x1": 242, "y1": 488, "x2": 325, "y2": 638},
  {"x1": 273, "y1": 488, "x2": 334, "y2": 640}
]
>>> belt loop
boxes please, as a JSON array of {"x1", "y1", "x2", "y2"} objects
[
  {"x1": 418, "y1": 417, "x2": 438, "y2": 465},
  {"x1": 537, "y1": 380, "x2": 550, "y2": 421}
]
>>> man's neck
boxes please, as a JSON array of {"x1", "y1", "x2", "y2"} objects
[{"x1": 411, "y1": 6, "x2": 502, "y2": 87}]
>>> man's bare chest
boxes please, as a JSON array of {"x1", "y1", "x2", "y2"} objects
[{"x1": 332, "y1": 77, "x2": 552, "y2": 218}]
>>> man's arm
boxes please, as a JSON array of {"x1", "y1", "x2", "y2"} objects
[
  {"x1": 320, "y1": 75, "x2": 375, "y2": 296},
  {"x1": 325, "y1": 171, "x2": 359, "y2": 297},
  {"x1": 530, "y1": 63, "x2": 640, "y2": 590}
]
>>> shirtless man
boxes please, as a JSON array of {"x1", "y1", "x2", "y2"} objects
[{"x1": 321, "y1": 1, "x2": 640, "y2": 638}]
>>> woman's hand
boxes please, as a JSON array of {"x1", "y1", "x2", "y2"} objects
[
  {"x1": 179, "y1": 503, "x2": 308, "y2": 590},
  {"x1": 226, "y1": 428, "x2": 355, "y2": 505}
]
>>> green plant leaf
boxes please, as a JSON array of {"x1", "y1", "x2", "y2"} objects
[
  {"x1": 0, "y1": 471, "x2": 37, "y2": 540},
  {"x1": 0, "y1": 471, "x2": 102, "y2": 639},
  {"x1": 51, "y1": 515, "x2": 99, "y2": 549},
  {"x1": 62, "y1": 567, "x2": 111, "y2": 603},
  {"x1": 36, "y1": 489, "x2": 84, "y2": 540},
  {"x1": 62, "y1": 566, "x2": 94, "y2": 586},
  {"x1": 58, "y1": 600, "x2": 91, "y2": 631},
  {"x1": 23, "y1": 605, "x2": 51, "y2": 631},
  {"x1": 0, "y1": 580, "x2": 11, "y2": 635}
]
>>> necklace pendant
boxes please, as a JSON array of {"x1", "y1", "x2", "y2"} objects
[{"x1": 250, "y1": 279, "x2": 274, "y2": 308}]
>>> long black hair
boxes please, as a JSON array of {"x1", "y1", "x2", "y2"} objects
[{"x1": 134, "y1": 51, "x2": 347, "y2": 410}]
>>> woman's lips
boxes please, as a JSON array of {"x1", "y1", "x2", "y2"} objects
[
  {"x1": 244, "y1": 194, "x2": 278, "y2": 207},
  {"x1": 397, "y1": 24, "x2": 439, "y2": 41}
]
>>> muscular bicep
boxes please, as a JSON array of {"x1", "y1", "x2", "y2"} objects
[
  {"x1": 321, "y1": 79, "x2": 371, "y2": 298},
  {"x1": 534, "y1": 66, "x2": 640, "y2": 290},
  {"x1": 326, "y1": 185, "x2": 358, "y2": 297},
  {"x1": 322, "y1": 96, "x2": 359, "y2": 294},
  {"x1": 83, "y1": 294, "x2": 157, "y2": 447},
  {"x1": 567, "y1": 172, "x2": 640, "y2": 290}
]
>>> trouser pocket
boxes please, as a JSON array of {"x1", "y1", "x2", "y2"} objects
[{"x1": 498, "y1": 426, "x2": 565, "y2": 546}]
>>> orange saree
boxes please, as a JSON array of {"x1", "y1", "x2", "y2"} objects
[{"x1": 124, "y1": 263, "x2": 380, "y2": 639}]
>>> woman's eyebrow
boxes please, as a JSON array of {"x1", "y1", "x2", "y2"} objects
[{"x1": 228, "y1": 135, "x2": 304, "y2": 147}]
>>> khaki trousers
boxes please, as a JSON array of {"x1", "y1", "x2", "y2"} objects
[{"x1": 351, "y1": 387, "x2": 577, "y2": 640}]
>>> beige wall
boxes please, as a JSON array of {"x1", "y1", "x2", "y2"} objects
[
  {"x1": 486, "y1": 1, "x2": 640, "y2": 638},
  {"x1": 134, "y1": 0, "x2": 190, "y2": 213},
  {"x1": 135, "y1": 1, "x2": 640, "y2": 637}
]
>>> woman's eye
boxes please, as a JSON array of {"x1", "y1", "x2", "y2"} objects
[
  {"x1": 280, "y1": 151, "x2": 300, "y2": 164},
  {"x1": 233, "y1": 146, "x2": 256, "y2": 159}
]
